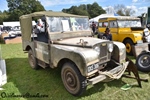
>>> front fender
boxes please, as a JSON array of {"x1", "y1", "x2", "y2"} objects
[
  {"x1": 112, "y1": 41, "x2": 126, "y2": 63},
  {"x1": 50, "y1": 44, "x2": 99, "y2": 76},
  {"x1": 133, "y1": 33, "x2": 143, "y2": 43}
]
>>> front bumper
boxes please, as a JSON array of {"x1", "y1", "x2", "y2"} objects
[{"x1": 88, "y1": 60, "x2": 129, "y2": 85}]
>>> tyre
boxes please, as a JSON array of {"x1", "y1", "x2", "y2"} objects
[
  {"x1": 124, "y1": 39, "x2": 134, "y2": 55},
  {"x1": 61, "y1": 62, "x2": 87, "y2": 96},
  {"x1": 28, "y1": 49, "x2": 39, "y2": 69},
  {"x1": 136, "y1": 52, "x2": 150, "y2": 72}
]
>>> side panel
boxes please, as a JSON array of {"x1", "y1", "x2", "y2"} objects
[
  {"x1": 110, "y1": 28, "x2": 118, "y2": 41},
  {"x1": 35, "y1": 41, "x2": 49, "y2": 63},
  {"x1": 118, "y1": 28, "x2": 143, "y2": 43},
  {"x1": 118, "y1": 28, "x2": 132, "y2": 42}
]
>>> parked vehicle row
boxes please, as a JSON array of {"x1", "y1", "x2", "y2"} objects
[{"x1": 0, "y1": 26, "x2": 21, "y2": 39}]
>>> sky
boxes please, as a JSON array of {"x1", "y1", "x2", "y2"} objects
[{"x1": 0, "y1": 0, "x2": 150, "y2": 17}]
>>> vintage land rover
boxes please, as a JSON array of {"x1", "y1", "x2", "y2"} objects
[
  {"x1": 20, "y1": 11, "x2": 129, "y2": 96},
  {"x1": 97, "y1": 16, "x2": 150, "y2": 55}
]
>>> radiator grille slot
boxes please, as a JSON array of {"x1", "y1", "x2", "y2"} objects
[{"x1": 100, "y1": 44, "x2": 107, "y2": 57}]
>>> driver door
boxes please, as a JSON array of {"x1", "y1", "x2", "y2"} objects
[
  {"x1": 34, "y1": 41, "x2": 50, "y2": 64},
  {"x1": 109, "y1": 20, "x2": 118, "y2": 41}
]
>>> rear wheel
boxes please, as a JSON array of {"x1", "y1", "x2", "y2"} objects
[
  {"x1": 136, "y1": 52, "x2": 150, "y2": 72},
  {"x1": 124, "y1": 39, "x2": 134, "y2": 55},
  {"x1": 61, "y1": 62, "x2": 87, "y2": 96},
  {"x1": 28, "y1": 49, "x2": 39, "y2": 69}
]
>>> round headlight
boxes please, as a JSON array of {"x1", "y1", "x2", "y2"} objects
[
  {"x1": 94, "y1": 46, "x2": 100, "y2": 54},
  {"x1": 108, "y1": 43, "x2": 113, "y2": 52}
]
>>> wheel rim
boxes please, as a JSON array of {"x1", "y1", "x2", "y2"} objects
[
  {"x1": 126, "y1": 43, "x2": 131, "y2": 53},
  {"x1": 138, "y1": 54, "x2": 150, "y2": 68},
  {"x1": 62, "y1": 67, "x2": 80, "y2": 94},
  {"x1": 64, "y1": 69, "x2": 77, "y2": 91},
  {"x1": 66, "y1": 71, "x2": 77, "y2": 88}
]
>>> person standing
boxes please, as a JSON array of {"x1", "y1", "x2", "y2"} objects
[
  {"x1": 33, "y1": 19, "x2": 43, "y2": 34},
  {"x1": 103, "y1": 27, "x2": 112, "y2": 41},
  {"x1": 91, "y1": 22, "x2": 96, "y2": 35}
]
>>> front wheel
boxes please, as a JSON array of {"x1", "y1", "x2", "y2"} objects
[
  {"x1": 136, "y1": 52, "x2": 150, "y2": 72},
  {"x1": 61, "y1": 62, "x2": 87, "y2": 96},
  {"x1": 124, "y1": 39, "x2": 134, "y2": 55}
]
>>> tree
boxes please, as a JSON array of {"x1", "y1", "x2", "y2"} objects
[
  {"x1": 6, "y1": 0, "x2": 45, "y2": 21},
  {"x1": 114, "y1": 4, "x2": 135, "y2": 16},
  {"x1": 62, "y1": 2, "x2": 106, "y2": 18},
  {"x1": 62, "y1": 5, "x2": 89, "y2": 16},
  {"x1": 0, "y1": 11, "x2": 10, "y2": 24},
  {"x1": 87, "y1": 2, "x2": 106, "y2": 18}
]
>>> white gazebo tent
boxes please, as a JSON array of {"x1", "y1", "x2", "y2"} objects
[{"x1": 89, "y1": 14, "x2": 119, "y2": 23}]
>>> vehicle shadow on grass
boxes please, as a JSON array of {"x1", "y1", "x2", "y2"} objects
[
  {"x1": 82, "y1": 73, "x2": 149, "y2": 97},
  {"x1": 81, "y1": 78, "x2": 127, "y2": 96},
  {"x1": 3, "y1": 57, "x2": 149, "y2": 99}
]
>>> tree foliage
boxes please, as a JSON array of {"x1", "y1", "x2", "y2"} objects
[
  {"x1": 87, "y1": 2, "x2": 106, "y2": 18},
  {"x1": 62, "y1": 2, "x2": 106, "y2": 18},
  {"x1": 114, "y1": 4, "x2": 135, "y2": 16},
  {"x1": 0, "y1": 11, "x2": 10, "y2": 24},
  {"x1": 63, "y1": 5, "x2": 89, "y2": 16},
  {"x1": 6, "y1": 0, "x2": 45, "y2": 21}
]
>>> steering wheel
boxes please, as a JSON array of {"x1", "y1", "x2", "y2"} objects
[{"x1": 101, "y1": 36, "x2": 107, "y2": 40}]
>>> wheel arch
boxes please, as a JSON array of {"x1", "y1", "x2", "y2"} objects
[
  {"x1": 123, "y1": 37, "x2": 134, "y2": 44},
  {"x1": 25, "y1": 45, "x2": 36, "y2": 58},
  {"x1": 25, "y1": 45, "x2": 32, "y2": 51},
  {"x1": 57, "y1": 58, "x2": 82, "y2": 76}
]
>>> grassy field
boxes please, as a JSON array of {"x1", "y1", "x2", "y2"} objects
[{"x1": 0, "y1": 43, "x2": 150, "y2": 100}]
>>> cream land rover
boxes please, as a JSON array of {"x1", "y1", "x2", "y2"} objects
[{"x1": 20, "y1": 11, "x2": 129, "y2": 96}]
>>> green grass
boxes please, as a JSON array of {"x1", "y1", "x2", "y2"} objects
[{"x1": 0, "y1": 43, "x2": 150, "y2": 100}]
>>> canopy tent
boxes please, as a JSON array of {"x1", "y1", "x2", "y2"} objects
[
  {"x1": 3, "y1": 21, "x2": 20, "y2": 27},
  {"x1": 3, "y1": 21, "x2": 36, "y2": 27},
  {"x1": 89, "y1": 13, "x2": 119, "y2": 23}
]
